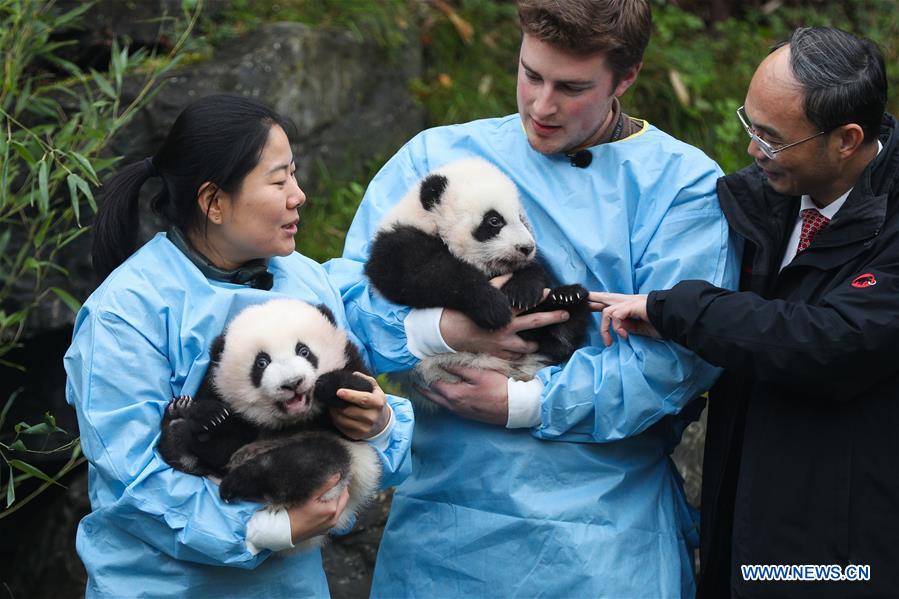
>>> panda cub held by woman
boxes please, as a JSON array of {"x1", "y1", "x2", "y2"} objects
[
  {"x1": 158, "y1": 299, "x2": 380, "y2": 548},
  {"x1": 364, "y1": 157, "x2": 591, "y2": 388}
]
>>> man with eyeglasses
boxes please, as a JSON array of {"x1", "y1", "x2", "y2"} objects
[{"x1": 592, "y1": 26, "x2": 897, "y2": 598}]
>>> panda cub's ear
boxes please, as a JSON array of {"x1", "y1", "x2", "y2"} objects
[
  {"x1": 209, "y1": 335, "x2": 226, "y2": 365},
  {"x1": 419, "y1": 174, "x2": 448, "y2": 211},
  {"x1": 315, "y1": 304, "x2": 337, "y2": 326}
]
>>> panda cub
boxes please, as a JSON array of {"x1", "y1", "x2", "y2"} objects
[
  {"x1": 364, "y1": 157, "x2": 591, "y2": 387},
  {"x1": 158, "y1": 299, "x2": 381, "y2": 549}
]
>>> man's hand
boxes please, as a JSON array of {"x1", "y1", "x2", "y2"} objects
[
  {"x1": 440, "y1": 275, "x2": 570, "y2": 361},
  {"x1": 588, "y1": 292, "x2": 660, "y2": 346},
  {"x1": 416, "y1": 365, "x2": 509, "y2": 426}
]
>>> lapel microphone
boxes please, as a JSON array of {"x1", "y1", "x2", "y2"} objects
[{"x1": 567, "y1": 150, "x2": 593, "y2": 168}]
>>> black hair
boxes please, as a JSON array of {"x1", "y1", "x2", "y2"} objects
[
  {"x1": 91, "y1": 94, "x2": 294, "y2": 279},
  {"x1": 774, "y1": 27, "x2": 887, "y2": 143}
]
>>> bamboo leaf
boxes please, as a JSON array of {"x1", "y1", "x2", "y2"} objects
[
  {"x1": 69, "y1": 151, "x2": 98, "y2": 182},
  {"x1": 50, "y1": 286, "x2": 81, "y2": 314},
  {"x1": 71, "y1": 173, "x2": 96, "y2": 212},
  {"x1": 67, "y1": 173, "x2": 81, "y2": 224},
  {"x1": 8, "y1": 460, "x2": 63, "y2": 486},
  {"x1": 91, "y1": 69, "x2": 116, "y2": 99},
  {"x1": 11, "y1": 141, "x2": 36, "y2": 166},
  {"x1": 5, "y1": 471, "x2": 13, "y2": 508}
]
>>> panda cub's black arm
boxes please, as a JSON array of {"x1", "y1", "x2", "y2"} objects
[
  {"x1": 366, "y1": 225, "x2": 514, "y2": 330},
  {"x1": 314, "y1": 370, "x2": 374, "y2": 408},
  {"x1": 500, "y1": 261, "x2": 549, "y2": 310}
]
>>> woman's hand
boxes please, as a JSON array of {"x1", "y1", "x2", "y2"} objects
[
  {"x1": 330, "y1": 372, "x2": 390, "y2": 440},
  {"x1": 286, "y1": 474, "x2": 350, "y2": 544},
  {"x1": 440, "y1": 275, "x2": 570, "y2": 361}
]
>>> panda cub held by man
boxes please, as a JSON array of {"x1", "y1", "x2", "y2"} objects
[
  {"x1": 158, "y1": 299, "x2": 381, "y2": 548},
  {"x1": 364, "y1": 157, "x2": 591, "y2": 387}
]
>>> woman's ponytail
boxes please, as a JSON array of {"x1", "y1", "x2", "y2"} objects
[{"x1": 90, "y1": 157, "x2": 157, "y2": 279}]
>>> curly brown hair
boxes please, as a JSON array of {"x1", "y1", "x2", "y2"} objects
[{"x1": 516, "y1": 0, "x2": 652, "y2": 83}]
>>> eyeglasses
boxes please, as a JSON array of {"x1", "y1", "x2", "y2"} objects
[{"x1": 736, "y1": 105, "x2": 826, "y2": 160}]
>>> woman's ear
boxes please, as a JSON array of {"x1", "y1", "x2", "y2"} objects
[{"x1": 197, "y1": 182, "x2": 223, "y2": 225}]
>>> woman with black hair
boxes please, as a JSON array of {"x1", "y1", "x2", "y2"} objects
[{"x1": 64, "y1": 94, "x2": 413, "y2": 597}]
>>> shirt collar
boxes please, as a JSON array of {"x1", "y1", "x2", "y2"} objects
[
  {"x1": 166, "y1": 227, "x2": 274, "y2": 290},
  {"x1": 801, "y1": 139, "x2": 884, "y2": 221}
]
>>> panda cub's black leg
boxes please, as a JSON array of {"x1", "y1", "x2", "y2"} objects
[{"x1": 159, "y1": 395, "x2": 234, "y2": 477}]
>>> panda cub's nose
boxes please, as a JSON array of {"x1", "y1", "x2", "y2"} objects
[
  {"x1": 517, "y1": 244, "x2": 534, "y2": 256},
  {"x1": 280, "y1": 376, "x2": 304, "y2": 391}
]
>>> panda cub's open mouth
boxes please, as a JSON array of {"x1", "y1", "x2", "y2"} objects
[{"x1": 278, "y1": 391, "x2": 311, "y2": 415}]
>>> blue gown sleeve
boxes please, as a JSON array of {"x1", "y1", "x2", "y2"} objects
[
  {"x1": 315, "y1": 271, "x2": 414, "y2": 489},
  {"x1": 323, "y1": 141, "x2": 428, "y2": 374},
  {"x1": 532, "y1": 163, "x2": 742, "y2": 443},
  {"x1": 66, "y1": 308, "x2": 268, "y2": 568},
  {"x1": 368, "y1": 394, "x2": 414, "y2": 489}
]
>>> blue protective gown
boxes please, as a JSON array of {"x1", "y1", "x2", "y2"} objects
[
  {"x1": 64, "y1": 233, "x2": 414, "y2": 599},
  {"x1": 326, "y1": 115, "x2": 740, "y2": 598}
]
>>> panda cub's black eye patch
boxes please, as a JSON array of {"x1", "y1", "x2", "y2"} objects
[
  {"x1": 251, "y1": 352, "x2": 271, "y2": 387},
  {"x1": 473, "y1": 209, "x2": 506, "y2": 241},
  {"x1": 295, "y1": 342, "x2": 319, "y2": 369}
]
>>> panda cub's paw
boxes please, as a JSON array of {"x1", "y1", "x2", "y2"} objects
[
  {"x1": 163, "y1": 395, "x2": 230, "y2": 433},
  {"x1": 542, "y1": 284, "x2": 589, "y2": 309},
  {"x1": 467, "y1": 287, "x2": 514, "y2": 330},
  {"x1": 165, "y1": 395, "x2": 194, "y2": 419},
  {"x1": 314, "y1": 370, "x2": 375, "y2": 408},
  {"x1": 500, "y1": 274, "x2": 546, "y2": 311}
]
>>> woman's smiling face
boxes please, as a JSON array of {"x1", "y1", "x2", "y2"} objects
[{"x1": 200, "y1": 124, "x2": 306, "y2": 269}]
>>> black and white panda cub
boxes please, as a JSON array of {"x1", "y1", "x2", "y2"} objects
[
  {"x1": 158, "y1": 299, "x2": 381, "y2": 549},
  {"x1": 364, "y1": 157, "x2": 591, "y2": 386}
]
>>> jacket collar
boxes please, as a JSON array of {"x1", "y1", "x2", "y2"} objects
[
  {"x1": 719, "y1": 113, "x2": 898, "y2": 273},
  {"x1": 166, "y1": 227, "x2": 274, "y2": 290}
]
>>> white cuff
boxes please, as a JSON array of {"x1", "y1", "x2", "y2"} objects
[
  {"x1": 505, "y1": 378, "x2": 544, "y2": 428},
  {"x1": 246, "y1": 508, "x2": 294, "y2": 555},
  {"x1": 363, "y1": 403, "x2": 395, "y2": 452},
  {"x1": 404, "y1": 307, "x2": 454, "y2": 359}
]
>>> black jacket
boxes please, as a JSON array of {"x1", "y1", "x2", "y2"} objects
[{"x1": 647, "y1": 114, "x2": 899, "y2": 598}]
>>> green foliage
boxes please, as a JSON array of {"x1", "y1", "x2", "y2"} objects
[
  {"x1": 296, "y1": 158, "x2": 385, "y2": 263},
  {"x1": 0, "y1": 0, "x2": 198, "y2": 517},
  {"x1": 413, "y1": 0, "x2": 520, "y2": 125},
  {"x1": 195, "y1": 0, "x2": 420, "y2": 58},
  {"x1": 632, "y1": 0, "x2": 899, "y2": 173}
]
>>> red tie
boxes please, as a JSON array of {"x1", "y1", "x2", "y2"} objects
[{"x1": 797, "y1": 208, "x2": 830, "y2": 253}]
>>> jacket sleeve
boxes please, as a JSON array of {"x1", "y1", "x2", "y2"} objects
[
  {"x1": 646, "y1": 262, "x2": 899, "y2": 399},
  {"x1": 532, "y1": 165, "x2": 741, "y2": 443},
  {"x1": 65, "y1": 308, "x2": 267, "y2": 568},
  {"x1": 323, "y1": 139, "x2": 429, "y2": 374}
]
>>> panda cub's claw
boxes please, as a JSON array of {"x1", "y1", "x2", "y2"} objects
[
  {"x1": 165, "y1": 395, "x2": 193, "y2": 418},
  {"x1": 544, "y1": 284, "x2": 588, "y2": 308},
  {"x1": 201, "y1": 405, "x2": 231, "y2": 432}
]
